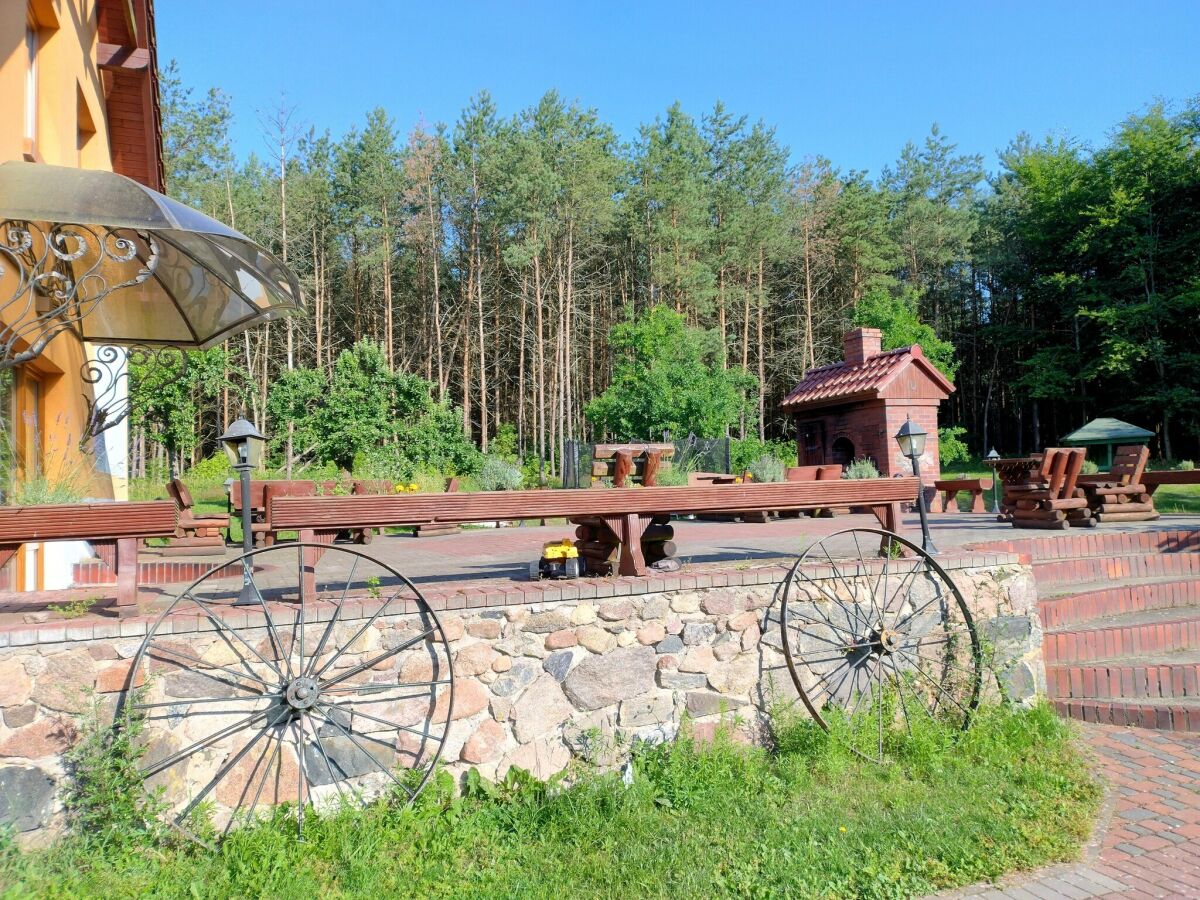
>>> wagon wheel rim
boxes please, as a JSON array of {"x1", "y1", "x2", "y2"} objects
[
  {"x1": 120, "y1": 542, "x2": 455, "y2": 843},
  {"x1": 776, "y1": 527, "x2": 981, "y2": 765}
]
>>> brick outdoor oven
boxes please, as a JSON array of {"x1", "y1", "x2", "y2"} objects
[{"x1": 780, "y1": 328, "x2": 955, "y2": 481}]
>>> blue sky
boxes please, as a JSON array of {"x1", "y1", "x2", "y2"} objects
[{"x1": 157, "y1": 0, "x2": 1200, "y2": 177}]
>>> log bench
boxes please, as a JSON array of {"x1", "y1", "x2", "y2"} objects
[
  {"x1": 0, "y1": 501, "x2": 178, "y2": 608},
  {"x1": 932, "y1": 477, "x2": 993, "y2": 513},
  {"x1": 269, "y1": 478, "x2": 920, "y2": 595},
  {"x1": 591, "y1": 442, "x2": 674, "y2": 487}
]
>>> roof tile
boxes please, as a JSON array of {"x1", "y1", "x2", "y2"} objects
[{"x1": 780, "y1": 347, "x2": 914, "y2": 408}]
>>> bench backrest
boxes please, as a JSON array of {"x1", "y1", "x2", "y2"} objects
[
  {"x1": 1039, "y1": 447, "x2": 1086, "y2": 500},
  {"x1": 0, "y1": 501, "x2": 177, "y2": 544},
  {"x1": 1108, "y1": 445, "x2": 1149, "y2": 486},
  {"x1": 166, "y1": 477, "x2": 196, "y2": 512}
]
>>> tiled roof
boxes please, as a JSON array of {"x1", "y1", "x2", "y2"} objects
[{"x1": 780, "y1": 345, "x2": 952, "y2": 409}]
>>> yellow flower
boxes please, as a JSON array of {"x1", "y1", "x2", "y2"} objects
[
  {"x1": 838, "y1": 826, "x2": 847, "y2": 833},
  {"x1": 408, "y1": 482, "x2": 419, "y2": 492}
]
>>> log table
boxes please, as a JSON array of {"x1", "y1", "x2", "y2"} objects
[{"x1": 985, "y1": 456, "x2": 1044, "y2": 521}]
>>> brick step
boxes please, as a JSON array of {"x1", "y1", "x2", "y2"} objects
[
  {"x1": 1046, "y1": 652, "x2": 1200, "y2": 701},
  {"x1": 1052, "y1": 697, "x2": 1200, "y2": 732},
  {"x1": 969, "y1": 527, "x2": 1200, "y2": 562},
  {"x1": 1038, "y1": 577, "x2": 1200, "y2": 624},
  {"x1": 1033, "y1": 551, "x2": 1200, "y2": 591},
  {"x1": 1044, "y1": 607, "x2": 1200, "y2": 663}
]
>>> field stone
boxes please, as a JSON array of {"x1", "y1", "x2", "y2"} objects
[
  {"x1": 657, "y1": 671, "x2": 707, "y2": 690},
  {"x1": 0, "y1": 659, "x2": 32, "y2": 708},
  {"x1": 616, "y1": 631, "x2": 636, "y2": 647},
  {"x1": 3, "y1": 705, "x2": 37, "y2": 729},
  {"x1": 682, "y1": 622, "x2": 715, "y2": 646},
  {"x1": 685, "y1": 691, "x2": 746, "y2": 718},
  {"x1": 656, "y1": 634, "x2": 684, "y2": 655},
  {"x1": 705, "y1": 653, "x2": 760, "y2": 695},
  {"x1": 618, "y1": 692, "x2": 674, "y2": 727},
  {"x1": 598, "y1": 599, "x2": 633, "y2": 621},
  {"x1": 460, "y1": 719, "x2": 507, "y2": 764},
  {"x1": 576, "y1": 625, "x2": 616, "y2": 654},
  {"x1": 640, "y1": 596, "x2": 669, "y2": 620},
  {"x1": 0, "y1": 717, "x2": 77, "y2": 759},
  {"x1": 728, "y1": 610, "x2": 759, "y2": 632},
  {"x1": 454, "y1": 643, "x2": 497, "y2": 677},
  {"x1": 491, "y1": 655, "x2": 512, "y2": 673},
  {"x1": 467, "y1": 619, "x2": 502, "y2": 639},
  {"x1": 524, "y1": 609, "x2": 572, "y2": 634},
  {"x1": 163, "y1": 669, "x2": 238, "y2": 700},
  {"x1": 544, "y1": 629, "x2": 577, "y2": 650},
  {"x1": 30, "y1": 650, "x2": 95, "y2": 713},
  {"x1": 543, "y1": 651, "x2": 573, "y2": 682},
  {"x1": 570, "y1": 603, "x2": 596, "y2": 625},
  {"x1": 637, "y1": 623, "x2": 666, "y2": 645},
  {"x1": 0, "y1": 766, "x2": 55, "y2": 832},
  {"x1": 512, "y1": 675, "x2": 575, "y2": 742},
  {"x1": 564, "y1": 646, "x2": 656, "y2": 710},
  {"x1": 490, "y1": 696, "x2": 512, "y2": 721},
  {"x1": 700, "y1": 591, "x2": 739, "y2": 616},
  {"x1": 712, "y1": 633, "x2": 740, "y2": 662},
  {"x1": 303, "y1": 735, "x2": 377, "y2": 785},
  {"x1": 679, "y1": 646, "x2": 715, "y2": 674},
  {"x1": 670, "y1": 593, "x2": 700, "y2": 614},
  {"x1": 491, "y1": 661, "x2": 539, "y2": 698}
]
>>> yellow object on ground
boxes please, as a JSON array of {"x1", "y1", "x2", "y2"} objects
[{"x1": 542, "y1": 539, "x2": 578, "y2": 560}]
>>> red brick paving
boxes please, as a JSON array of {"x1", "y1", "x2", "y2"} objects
[{"x1": 935, "y1": 724, "x2": 1200, "y2": 898}]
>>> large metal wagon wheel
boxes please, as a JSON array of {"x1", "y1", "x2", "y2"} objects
[
  {"x1": 776, "y1": 528, "x2": 981, "y2": 764},
  {"x1": 121, "y1": 543, "x2": 454, "y2": 842}
]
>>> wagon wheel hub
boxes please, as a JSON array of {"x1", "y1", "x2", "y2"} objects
[
  {"x1": 870, "y1": 627, "x2": 903, "y2": 656},
  {"x1": 285, "y1": 676, "x2": 320, "y2": 710}
]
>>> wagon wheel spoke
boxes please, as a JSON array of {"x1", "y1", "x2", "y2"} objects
[
  {"x1": 126, "y1": 543, "x2": 454, "y2": 843},
  {"x1": 775, "y1": 528, "x2": 980, "y2": 764}
]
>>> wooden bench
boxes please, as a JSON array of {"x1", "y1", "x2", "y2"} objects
[
  {"x1": 1009, "y1": 448, "x2": 1093, "y2": 529},
  {"x1": 165, "y1": 478, "x2": 229, "y2": 552},
  {"x1": 270, "y1": 478, "x2": 921, "y2": 594},
  {"x1": 1078, "y1": 445, "x2": 1158, "y2": 523},
  {"x1": 933, "y1": 477, "x2": 993, "y2": 513},
  {"x1": 0, "y1": 501, "x2": 178, "y2": 607},
  {"x1": 591, "y1": 443, "x2": 675, "y2": 487}
]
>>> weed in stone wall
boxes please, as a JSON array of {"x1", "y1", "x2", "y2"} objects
[{"x1": 61, "y1": 689, "x2": 165, "y2": 845}]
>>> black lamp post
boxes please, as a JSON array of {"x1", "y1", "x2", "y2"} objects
[
  {"x1": 985, "y1": 447, "x2": 1001, "y2": 514},
  {"x1": 895, "y1": 416, "x2": 938, "y2": 555},
  {"x1": 219, "y1": 417, "x2": 265, "y2": 605}
]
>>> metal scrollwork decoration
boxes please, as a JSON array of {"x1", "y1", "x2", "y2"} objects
[
  {"x1": 79, "y1": 344, "x2": 188, "y2": 448},
  {"x1": 0, "y1": 219, "x2": 160, "y2": 372}
]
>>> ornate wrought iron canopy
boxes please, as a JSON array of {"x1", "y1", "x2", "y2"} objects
[
  {"x1": 0, "y1": 161, "x2": 301, "y2": 366},
  {"x1": 0, "y1": 161, "x2": 302, "y2": 446}
]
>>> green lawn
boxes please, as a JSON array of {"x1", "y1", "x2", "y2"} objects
[{"x1": 0, "y1": 704, "x2": 1101, "y2": 899}]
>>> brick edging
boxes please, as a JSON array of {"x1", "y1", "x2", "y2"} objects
[
  {"x1": 967, "y1": 527, "x2": 1200, "y2": 562},
  {"x1": 2, "y1": 550, "x2": 1019, "y2": 649}
]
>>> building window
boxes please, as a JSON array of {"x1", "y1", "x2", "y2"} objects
[{"x1": 24, "y1": 14, "x2": 39, "y2": 145}]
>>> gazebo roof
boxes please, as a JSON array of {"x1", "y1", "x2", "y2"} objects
[{"x1": 1060, "y1": 417, "x2": 1154, "y2": 445}]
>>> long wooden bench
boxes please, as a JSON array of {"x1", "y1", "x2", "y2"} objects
[
  {"x1": 0, "y1": 501, "x2": 178, "y2": 607},
  {"x1": 270, "y1": 478, "x2": 920, "y2": 591}
]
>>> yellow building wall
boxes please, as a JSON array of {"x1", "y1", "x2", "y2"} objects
[{"x1": 0, "y1": 1, "x2": 122, "y2": 504}]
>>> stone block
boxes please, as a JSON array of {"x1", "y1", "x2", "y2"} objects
[
  {"x1": 0, "y1": 659, "x2": 32, "y2": 708},
  {"x1": 460, "y1": 719, "x2": 507, "y2": 764},
  {"x1": 564, "y1": 646, "x2": 656, "y2": 710},
  {"x1": 657, "y1": 671, "x2": 707, "y2": 690},
  {"x1": 524, "y1": 610, "x2": 572, "y2": 634},
  {"x1": 598, "y1": 599, "x2": 633, "y2": 621},
  {"x1": 576, "y1": 624, "x2": 616, "y2": 654},
  {"x1": 656, "y1": 634, "x2": 684, "y2": 654},
  {"x1": 685, "y1": 691, "x2": 746, "y2": 718},
  {"x1": 0, "y1": 766, "x2": 55, "y2": 832},
  {"x1": 618, "y1": 692, "x2": 675, "y2": 727},
  {"x1": 637, "y1": 623, "x2": 666, "y2": 645},
  {"x1": 491, "y1": 661, "x2": 539, "y2": 698},
  {"x1": 543, "y1": 650, "x2": 574, "y2": 682},
  {"x1": 512, "y1": 674, "x2": 575, "y2": 742},
  {"x1": 682, "y1": 622, "x2": 716, "y2": 646}
]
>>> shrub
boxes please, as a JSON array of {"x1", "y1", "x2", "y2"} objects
[
  {"x1": 1080, "y1": 459, "x2": 1100, "y2": 475},
  {"x1": 843, "y1": 457, "x2": 880, "y2": 479},
  {"x1": 746, "y1": 455, "x2": 785, "y2": 483},
  {"x1": 730, "y1": 437, "x2": 797, "y2": 471},
  {"x1": 654, "y1": 464, "x2": 690, "y2": 487},
  {"x1": 477, "y1": 456, "x2": 523, "y2": 491},
  {"x1": 1181, "y1": 459, "x2": 1196, "y2": 471},
  {"x1": 352, "y1": 444, "x2": 415, "y2": 483},
  {"x1": 185, "y1": 452, "x2": 231, "y2": 482},
  {"x1": 11, "y1": 476, "x2": 83, "y2": 505},
  {"x1": 937, "y1": 426, "x2": 970, "y2": 466}
]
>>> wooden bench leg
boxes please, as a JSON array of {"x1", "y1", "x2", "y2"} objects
[
  {"x1": 600, "y1": 513, "x2": 653, "y2": 576},
  {"x1": 94, "y1": 538, "x2": 140, "y2": 609},
  {"x1": 970, "y1": 490, "x2": 986, "y2": 513}
]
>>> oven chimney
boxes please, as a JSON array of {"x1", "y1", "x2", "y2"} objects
[{"x1": 843, "y1": 327, "x2": 882, "y2": 366}]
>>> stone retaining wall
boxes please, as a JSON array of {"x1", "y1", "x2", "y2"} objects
[{"x1": 0, "y1": 554, "x2": 1040, "y2": 843}]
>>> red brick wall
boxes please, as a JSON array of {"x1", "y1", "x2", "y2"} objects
[{"x1": 793, "y1": 399, "x2": 942, "y2": 481}]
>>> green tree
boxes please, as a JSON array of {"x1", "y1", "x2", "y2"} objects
[
  {"x1": 585, "y1": 305, "x2": 756, "y2": 439},
  {"x1": 852, "y1": 286, "x2": 958, "y2": 380}
]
